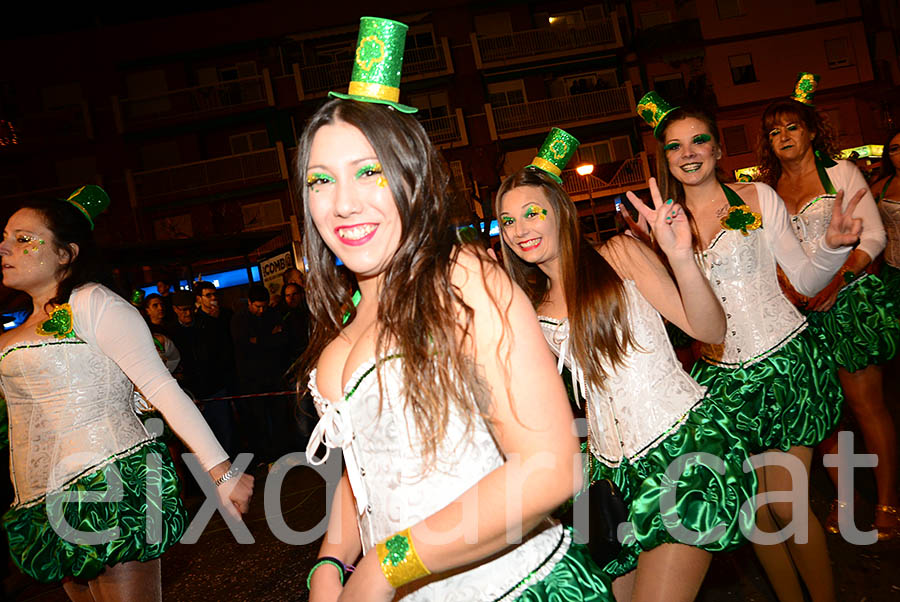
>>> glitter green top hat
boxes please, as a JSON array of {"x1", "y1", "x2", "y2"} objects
[
  {"x1": 64, "y1": 185, "x2": 110, "y2": 230},
  {"x1": 790, "y1": 72, "x2": 819, "y2": 106},
  {"x1": 526, "y1": 128, "x2": 580, "y2": 184},
  {"x1": 328, "y1": 17, "x2": 417, "y2": 114},
  {"x1": 636, "y1": 91, "x2": 679, "y2": 137}
]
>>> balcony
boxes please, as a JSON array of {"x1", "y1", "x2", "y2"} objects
[
  {"x1": 127, "y1": 144, "x2": 289, "y2": 206},
  {"x1": 293, "y1": 38, "x2": 454, "y2": 100},
  {"x1": 113, "y1": 70, "x2": 274, "y2": 133},
  {"x1": 560, "y1": 153, "x2": 651, "y2": 202},
  {"x1": 418, "y1": 108, "x2": 468, "y2": 149},
  {"x1": 472, "y1": 15, "x2": 622, "y2": 69},
  {"x1": 485, "y1": 83, "x2": 634, "y2": 140}
]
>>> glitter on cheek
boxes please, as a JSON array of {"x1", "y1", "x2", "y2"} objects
[{"x1": 377, "y1": 176, "x2": 388, "y2": 188}]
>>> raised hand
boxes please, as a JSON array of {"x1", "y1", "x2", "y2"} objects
[
  {"x1": 824, "y1": 189, "x2": 864, "y2": 249},
  {"x1": 625, "y1": 177, "x2": 693, "y2": 261}
]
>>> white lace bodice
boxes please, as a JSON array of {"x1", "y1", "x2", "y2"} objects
[
  {"x1": 305, "y1": 357, "x2": 568, "y2": 601},
  {"x1": 539, "y1": 279, "x2": 705, "y2": 467},
  {"x1": 879, "y1": 198, "x2": 900, "y2": 268},
  {"x1": 698, "y1": 227, "x2": 806, "y2": 366},
  {"x1": 790, "y1": 194, "x2": 837, "y2": 258},
  {"x1": 0, "y1": 338, "x2": 152, "y2": 507}
]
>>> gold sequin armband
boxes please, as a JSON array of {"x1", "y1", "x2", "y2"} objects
[{"x1": 376, "y1": 528, "x2": 431, "y2": 589}]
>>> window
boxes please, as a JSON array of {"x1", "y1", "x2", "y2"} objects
[
  {"x1": 408, "y1": 30, "x2": 436, "y2": 50},
  {"x1": 487, "y1": 81, "x2": 526, "y2": 107},
  {"x1": 722, "y1": 125, "x2": 750, "y2": 155},
  {"x1": 229, "y1": 130, "x2": 270, "y2": 154},
  {"x1": 564, "y1": 70, "x2": 618, "y2": 95},
  {"x1": 729, "y1": 54, "x2": 757, "y2": 85},
  {"x1": 716, "y1": 0, "x2": 744, "y2": 19},
  {"x1": 549, "y1": 11, "x2": 584, "y2": 27},
  {"x1": 410, "y1": 92, "x2": 450, "y2": 121},
  {"x1": 312, "y1": 39, "x2": 355, "y2": 64},
  {"x1": 474, "y1": 13, "x2": 512, "y2": 36},
  {"x1": 448, "y1": 160, "x2": 470, "y2": 192},
  {"x1": 640, "y1": 10, "x2": 671, "y2": 29},
  {"x1": 578, "y1": 137, "x2": 632, "y2": 166},
  {"x1": 825, "y1": 37, "x2": 853, "y2": 68},
  {"x1": 242, "y1": 199, "x2": 285, "y2": 231},
  {"x1": 154, "y1": 214, "x2": 193, "y2": 240},
  {"x1": 653, "y1": 74, "x2": 686, "y2": 100}
]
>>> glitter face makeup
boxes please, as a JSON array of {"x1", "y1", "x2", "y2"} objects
[
  {"x1": 306, "y1": 173, "x2": 335, "y2": 194},
  {"x1": 525, "y1": 204, "x2": 548, "y2": 221},
  {"x1": 355, "y1": 163, "x2": 382, "y2": 179},
  {"x1": 1, "y1": 209, "x2": 65, "y2": 292},
  {"x1": 498, "y1": 186, "x2": 559, "y2": 267}
]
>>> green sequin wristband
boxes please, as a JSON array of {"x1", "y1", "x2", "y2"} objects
[{"x1": 307, "y1": 557, "x2": 346, "y2": 590}]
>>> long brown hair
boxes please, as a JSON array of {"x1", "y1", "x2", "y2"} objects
[
  {"x1": 296, "y1": 99, "x2": 502, "y2": 467},
  {"x1": 494, "y1": 167, "x2": 634, "y2": 390},
  {"x1": 757, "y1": 99, "x2": 838, "y2": 187}
]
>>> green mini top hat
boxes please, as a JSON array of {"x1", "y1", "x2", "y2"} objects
[
  {"x1": 328, "y1": 17, "x2": 417, "y2": 114},
  {"x1": 790, "y1": 72, "x2": 819, "y2": 106},
  {"x1": 636, "y1": 91, "x2": 679, "y2": 137},
  {"x1": 526, "y1": 128, "x2": 580, "y2": 184},
  {"x1": 64, "y1": 185, "x2": 110, "y2": 230}
]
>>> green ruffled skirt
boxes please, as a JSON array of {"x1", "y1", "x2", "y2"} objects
[
  {"x1": 879, "y1": 264, "x2": 900, "y2": 316},
  {"x1": 515, "y1": 531, "x2": 613, "y2": 601},
  {"x1": 589, "y1": 402, "x2": 756, "y2": 579},
  {"x1": 691, "y1": 325, "x2": 843, "y2": 454},
  {"x1": 802, "y1": 273, "x2": 899, "y2": 372},
  {"x1": 2, "y1": 439, "x2": 187, "y2": 583}
]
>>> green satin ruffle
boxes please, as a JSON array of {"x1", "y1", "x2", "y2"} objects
[
  {"x1": 691, "y1": 325, "x2": 842, "y2": 454},
  {"x1": 665, "y1": 321, "x2": 693, "y2": 349},
  {"x1": 589, "y1": 403, "x2": 756, "y2": 579},
  {"x1": 2, "y1": 439, "x2": 187, "y2": 583},
  {"x1": 803, "y1": 273, "x2": 899, "y2": 372},
  {"x1": 516, "y1": 535, "x2": 614, "y2": 601},
  {"x1": 878, "y1": 264, "x2": 900, "y2": 317}
]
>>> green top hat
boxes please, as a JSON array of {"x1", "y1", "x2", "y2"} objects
[
  {"x1": 64, "y1": 185, "x2": 110, "y2": 230},
  {"x1": 636, "y1": 91, "x2": 679, "y2": 137},
  {"x1": 328, "y1": 17, "x2": 417, "y2": 114},
  {"x1": 526, "y1": 128, "x2": 580, "y2": 184},
  {"x1": 790, "y1": 72, "x2": 819, "y2": 106}
]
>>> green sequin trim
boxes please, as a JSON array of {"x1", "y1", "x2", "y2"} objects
[
  {"x1": 0, "y1": 339, "x2": 86, "y2": 365},
  {"x1": 35, "y1": 304, "x2": 76, "y2": 339},
  {"x1": 383, "y1": 533, "x2": 410, "y2": 566}
]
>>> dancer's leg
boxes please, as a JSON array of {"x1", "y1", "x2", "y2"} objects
[
  {"x1": 63, "y1": 579, "x2": 96, "y2": 602},
  {"x1": 87, "y1": 559, "x2": 161, "y2": 602},
  {"x1": 612, "y1": 570, "x2": 635, "y2": 601},
  {"x1": 631, "y1": 543, "x2": 710, "y2": 602}
]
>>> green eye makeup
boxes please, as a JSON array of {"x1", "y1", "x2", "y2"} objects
[
  {"x1": 500, "y1": 216, "x2": 515, "y2": 226},
  {"x1": 306, "y1": 173, "x2": 335, "y2": 188},
  {"x1": 786, "y1": 124, "x2": 798, "y2": 131},
  {"x1": 663, "y1": 142, "x2": 680, "y2": 152},
  {"x1": 524, "y1": 204, "x2": 548, "y2": 220},
  {"x1": 355, "y1": 163, "x2": 383, "y2": 179},
  {"x1": 691, "y1": 134, "x2": 711, "y2": 144}
]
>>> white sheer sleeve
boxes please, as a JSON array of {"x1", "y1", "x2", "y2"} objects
[
  {"x1": 755, "y1": 183, "x2": 851, "y2": 296},
  {"x1": 71, "y1": 283, "x2": 228, "y2": 470},
  {"x1": 828, "y1": 160, "x2": 886, "y2": 260}
]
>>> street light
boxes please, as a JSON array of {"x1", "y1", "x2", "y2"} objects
[{"x1": 575, "y1": 163, "x2": 600, "y2": 240}]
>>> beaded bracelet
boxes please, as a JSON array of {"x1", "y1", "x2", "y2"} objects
[
  {"x1": 375, "y1": 527, "x2": 431, "y2": 589},
  {"x1": 306, "y1": 556, "x2": 347, "y2": 590}
]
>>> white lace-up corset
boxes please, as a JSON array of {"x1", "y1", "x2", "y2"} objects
[
  {"x1": 0, "y1": 338, "x2": 153, "y2": 507},
  {"x1": 698, "y1": 228, "x2": 806, "y2": 366},
  {"x1": 539, "y1": 279, "x2": 705, "y2": 467},
  {"x1": 879, "y1": 197, "x2": 900, "y2": 268},
  {"x1": 789, "y1": 194, "x2": 836, "y2": 258},
  {"x1": 305, "y1": 357, "x2": 568, "y2": 601}
]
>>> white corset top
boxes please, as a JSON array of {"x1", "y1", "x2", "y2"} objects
[
  {"x1": 0, "y1": 338, "x2": 152, "y2": 507},
  {"x1": 539, "y1": 279, "x2": 705, "y2": 467},
  {"x1": 879, "y1": 198, "x2": 900, "y2": 268},
  {"x1": 789, "y1": 194, "x2": 836, "y2": 258},
  {"x1": 305, "y1": 357, "x2": 568, "y2": 601},
  {"x1": 698, "y1": 228, "x2": 806, "y2": 366}
]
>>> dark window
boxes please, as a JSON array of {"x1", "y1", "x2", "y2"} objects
[
  {"x1": 729, "y1": 54, "x2": 757, "y2": 85},
  {"x1": 722, "y1": 125, "x2": 750, "y2": 155}
]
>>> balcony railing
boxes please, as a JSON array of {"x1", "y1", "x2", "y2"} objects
[
  {"x1": 417, "y1": 108, "x2": 468, "y2": 148},
  {"x1": 294, "y1": 38, "x2": 452, "y2": 98},
  {"x1": 472, "y1": 16, "x2": 621, "y2": 68},
  {"x1": 130, "y1": 146, "x2": 286, "y2": 202},
  {"x1": 560, "y1": 153, "x2": 650, "y2": 198},
  {"x1": 487, "y1": 83, "x2": 634, "y2": 139},
  {"x1": 114, "y1": 70, "x2": 274, "y2": 132}
]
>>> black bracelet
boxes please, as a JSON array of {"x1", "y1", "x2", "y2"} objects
[{"x1": 307, "y1": 556, "x2": 354, "y2": 590}]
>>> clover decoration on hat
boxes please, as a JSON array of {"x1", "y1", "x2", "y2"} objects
[
  {"x1": 636, "y1": 91, "x2": 679, "y2": 137},
  {"x1": 329, "y1": 17, "x2": 417, "y2": 114},
  {"x1": 526, "y1": 128, "x2": 580, "y2": 184},
  {"x1": 64, "y1": 185, "x2": 110, "y2": 230},
  {"x1": 790, "y1": 72, "x2": 819, "y2": 106}
]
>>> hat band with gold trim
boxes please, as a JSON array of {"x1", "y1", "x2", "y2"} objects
[
  {"x1": 67, "y1": 200, "x2": 95, "y2": 226},
  {"x1": 531, "y1": 157, "x2": 562, "y2": 177},
  {"x1": 348, "y1": 81, "x2": 400, "y2": 103}
]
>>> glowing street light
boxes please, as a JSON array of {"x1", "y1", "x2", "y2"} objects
[{"x1": 575, "y1": 163, "x2": 600, "y2": 238}]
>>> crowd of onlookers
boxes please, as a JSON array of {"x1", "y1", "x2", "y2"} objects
[{"x1": 136, "y1": 268, "x2": 311, "y2": 469}]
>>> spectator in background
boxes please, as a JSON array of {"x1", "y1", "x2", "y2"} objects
[
  {"x1": 156, "y1": 280, "x2": 173, "y2": 314},
  {"x1": 281, "y1": 267, "x2": 303, "y2": 288},
  {"x1": 142, "y1": 293, "x2": 180, "y2": 372},
  {"x1": 279, "y1": 281, "x2": 312, "y2": 441},
  {"x1": 231, "y1": 285, "x2": 288, "y2": 465}
]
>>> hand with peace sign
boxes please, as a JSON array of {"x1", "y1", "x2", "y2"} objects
[
  {"x1": 824, "y1": 188, "x2": 864, "y2": 249},
  {"x1": 625, "y1": 177, "x2": 693, "y2": 263}
]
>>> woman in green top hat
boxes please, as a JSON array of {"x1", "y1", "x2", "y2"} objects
[
  {"x1": 300, "y1": 17, "x2": 612, "y2": 602},
  {"x1": 758, "y1": 73, "x2": 900, "y2": 542},
  {"x1": 495, "y1": 129, "x2": 757, "y2": 601},
  {"x1": 634, "y1": 91, "x2": 863, "y2": 602},
  {"x1": 0, "y1": 186, "x2": 253, "y2": 601}
]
